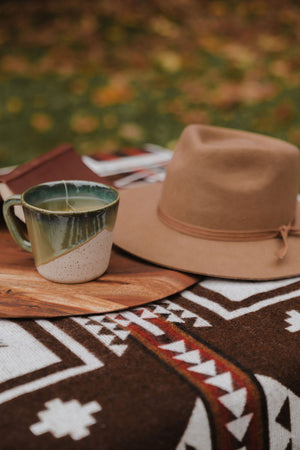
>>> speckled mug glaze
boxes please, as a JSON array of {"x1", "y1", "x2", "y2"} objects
[{"x1": 3, "y1": 180, "x2": 119, "y2": 283}]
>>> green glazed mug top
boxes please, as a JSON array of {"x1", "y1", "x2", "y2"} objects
[
  {"x1": 21, "y1": 180, "x2": 119, "y2": 215},
  {"x1": 3, "y1": 180, "x2": 120, "y2": 284}
]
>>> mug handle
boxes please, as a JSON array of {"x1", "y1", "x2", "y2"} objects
[{"x1": 3, "y1": 195, "x2": 32, "y2": 252}]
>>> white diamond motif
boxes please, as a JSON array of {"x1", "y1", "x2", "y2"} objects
[{"x1": 30, "y1": 398, "x2": 101, "y2": 440}]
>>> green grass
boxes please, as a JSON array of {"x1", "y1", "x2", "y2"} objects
[{"x1": 0, "y1": 0, "x2": 299, "y2": 166}]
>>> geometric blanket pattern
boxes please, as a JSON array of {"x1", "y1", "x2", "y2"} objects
[{"x1": 1, "y1": 275, "x2": 300, "y2": 449}]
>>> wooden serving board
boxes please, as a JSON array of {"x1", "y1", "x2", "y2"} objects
[{"x1": 0, "y1": 226, "x2": 199, "y2": 318}]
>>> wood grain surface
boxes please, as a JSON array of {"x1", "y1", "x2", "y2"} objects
[{"x1": 0, "y1": 225, "x2": 199, "y2": 318}]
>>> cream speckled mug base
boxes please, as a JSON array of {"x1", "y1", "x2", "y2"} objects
[{"x1": 37, "y1": 229, "x2": 114, "y2": 284}]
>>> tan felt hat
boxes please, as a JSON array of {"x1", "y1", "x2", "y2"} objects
[{"x1": 114, "y1": 124, "x2": 300, "y2": 280}]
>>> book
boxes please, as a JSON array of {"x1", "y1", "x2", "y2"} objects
[{"x1": 0, "y1": 144, "x2": 104, "y2": 221}]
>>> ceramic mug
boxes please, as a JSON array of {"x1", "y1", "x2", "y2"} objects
[{"x1": 3, "y1": 180, "x2": 119, "y2": 283}]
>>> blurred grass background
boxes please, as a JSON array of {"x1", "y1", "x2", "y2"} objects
[{"x1": 0, "y1": 0, "x2": 299, "y2": 167}]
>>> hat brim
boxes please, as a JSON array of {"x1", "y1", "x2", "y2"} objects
[{"x1": 114, "y1": 183, "x2": 300, "y2": 280}]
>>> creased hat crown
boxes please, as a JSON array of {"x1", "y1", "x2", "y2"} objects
[{"x1": 159, "y1": 125, "x2": 299, "y2": 231}]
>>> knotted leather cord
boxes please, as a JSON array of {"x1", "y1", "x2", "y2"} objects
[{"x1": 157, "y1": 206, "x2": 300, "y2": 259}]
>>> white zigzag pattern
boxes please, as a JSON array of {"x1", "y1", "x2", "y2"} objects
[
  {"x1": 159, "y1": 339, "x2": 253, "y2": 443},
  {"x1": 147, "y1": 300, "x2": 212, "y2": 327},
  {"x1": 73, "y1": 316, "x2": 129, "y2": 357},
  {"x1": 73, "y1": 306, "x2": 252, "y2": 444},
  {"x1": 284, "y1": 310, "x2": 300, "y2": 332}
]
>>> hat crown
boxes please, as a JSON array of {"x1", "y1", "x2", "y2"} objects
[{"x1": 159, "y1": 125, "x2": 299, "y2": 231}]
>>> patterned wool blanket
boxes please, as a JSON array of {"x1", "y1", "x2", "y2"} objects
[
  {"x1": 1, "y1": 149, "x2": 299, "y2": 449},
  {"x1": 1, "y1": 276, "x2": 299, "y2": 449}
]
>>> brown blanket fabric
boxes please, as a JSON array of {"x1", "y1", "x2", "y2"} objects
[{"x1": 0, "y1": 275, "x2": 299, "y2": 449}]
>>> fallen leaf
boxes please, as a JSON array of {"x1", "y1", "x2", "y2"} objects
[
  {"x1": 118, "y1": 123, "x2": 144, "y2": 141},
  {"x1": 30, "y1": 113, "x2": 53, "y2": 132},
  {"x1": 91, "y1": 85, "x2": 134, "y2": 106},
  {"x1": 154, "y1": 51, "x2": 182, "y2": 73},
  {"x1": 70, "y1": 114, "x2": 99, "y2": 133}
]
